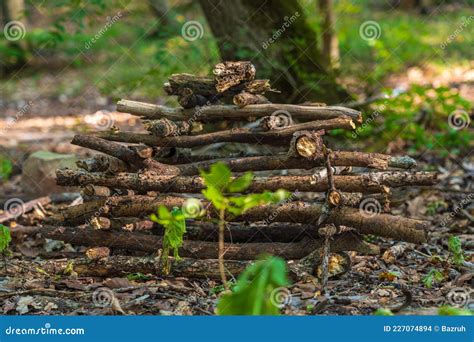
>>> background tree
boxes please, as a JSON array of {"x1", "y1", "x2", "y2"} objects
[
  {"x1": 198, "y1": 0, "x2": 350, "y2": 104},
  {"x1": 1, "y1": 0, "x2": 26, "y2": 73},
  {"x1": 318, "y1": 0, "x2": 339, "y2": 70}
]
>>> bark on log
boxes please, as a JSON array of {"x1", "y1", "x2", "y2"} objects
[
  {"x1": 49, "y1": 195, "x2": 428, "y2": 243},
  {"x1": 76, "y1": 155, "x2": 130, "y2": 173},
  {"x1": 4, "y1": 255, "x2": 250, "y2": 279},
  {"x1": 233, "y1": 92, "x2": 269, "y2": 107},
  {"x1": 259, "y1": 115, "x2": 294, "y2": 131},
  {"x1": 177, "y1": 88, "x2": 210, "y2": 108},
  {"x1": 95, "y1": 117, "x2": 355, "y2": 148},
  {"x1": 143, "y1": 118, "x2": 191, "y2": 137},
  {"x1": 56, "y1": 169, "x2": 438, "y2": 195},
  {"x1": 12, "y1": 221, "x2": 373, "y2": 243},
  {"x1": 116, "y1": 99, "x2": 362, "y2": 122},
  {"x1": 171, "y1": 153, "x2": 417, "y2": 175},
  {"x1": 36, "y1": 225, "x2": 371, "y2": 260},
  {"x1": 71, "y1": 135, "x2": 180, "y2": 175},
  {"x1": 213, "y1": 61, "x2": 256, "y2": 93},
  {"x1": 164, "y1": 74, "x2": 272, "y2": 98}
]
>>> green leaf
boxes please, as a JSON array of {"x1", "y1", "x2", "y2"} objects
[
  {"x1": 448, "y1": 235, "x2": 465, "y2": 266},
  {"x1": 422, "y1": 269, "x2": 444, "y2": 288},
  {"x1": 200, "y1": 162, "x2": 231, "y2": 191},
  {"x1": 127, "y1": 272, "x2": 151, "y2": 281},
  {"x1": 374, "y1": 308, "x2": 394, "y2": 316},
  {"x1": 150, "y1": 206, "x2": 186, "y2": 273},
  {"x1": 227, "y1": 172, "x2": 253, "y2": 193},
  {"x1": 217, "y1": 255, "x2": 289, "y2": 315},
  {"x1": 0, "y1": 225, "x2": 11, "y2": 253},
  {"x1": 438, "y1": 306, "x2": 473, "y2": 316},
  {"x1": 202, "y1": 186, "x2": 226, "y2": 210},
  {"x1": 0, "y1": 157, "x2": 13, "y2": 182}
]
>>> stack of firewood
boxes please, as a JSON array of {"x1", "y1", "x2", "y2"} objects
[{"x1": 45, "y1": 61, "x2": 438, "y2": 280}]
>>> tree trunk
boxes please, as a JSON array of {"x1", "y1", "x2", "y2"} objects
[
  {"x1": 318, "y1": 0, "x2": 339, "y2": 69},
  {"x1": 198, "y1": 0, "x2": 350, "y2": 104},
  {"x1": 1, "y1": 0, "x2": 26, "y2": 74}
]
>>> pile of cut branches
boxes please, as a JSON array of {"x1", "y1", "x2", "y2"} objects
[{"x1": 36, "y1": 61, "x2": 438, "y2": 284}]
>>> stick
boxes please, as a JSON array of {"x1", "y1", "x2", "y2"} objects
[
  {"x1": 0, "y1": 196, "x2": 51, "y2": 223},
  {"x1": 36, "y1": 225, "x2": 371, "y2": 260},
  {"x1": 213, "y1": 61, "x2": 256, "y2": 92},
  {"x1": 116, "y1": 99, "x2": 362, "y2": 122},
  {"x1": 76, "y1": 155, "x2": 130, "y2": 173},
  {"x1": 233, "y1": 92, "x2": 269, "y2": 107},
  {"x1": 143, "y1": 118, "x2": 192, "y2": 137},
  {"x1": 4, "y1": 255, "x2": 250, "y2": 279},
  {"x1": 49, "y1": 195, "x2": 428, "y2": 243},
  {"x1": 173, "y1": 153, "x2": 417, "y2": 175},
  {"x1": 288, "y1": 130, "x2": 325, "y2": 158},
  {"x1": 56, "y1": 170, "x2": 438, "y2": 194},
  {"x1": 71, "y1": 135, "x2": 180, "y2": 175},
  {"x1": 95, "y1": 117, "x2": 355, "y2": 148}
]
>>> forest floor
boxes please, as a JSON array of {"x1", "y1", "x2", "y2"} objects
[{"x1": 0, "y1": 65, "x2": 472, "y2": 315}]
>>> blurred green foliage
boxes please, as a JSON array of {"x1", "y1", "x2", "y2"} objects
[
  {"x1": 0, "y1": 156, "x2": 13, "y2": 182},
  {"x1": 350, "y1": 85, "x2": 472, "y2": 155},
  {"x1": 217, "y1": 255, "x2": 289, "y2": 315},
  {"x1": 0, "y1": 1, "x2": 472, "y2": 154}
]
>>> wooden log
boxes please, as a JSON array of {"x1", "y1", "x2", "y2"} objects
[
  {"x1": 116, "y1": 99, "x2": 362, "y2": 122},
  {"x1": 36, "y1": 225, "x2": 370, "y2": 260},
  {"x1": 12, "y1": 221, "x2": 372, "y2": 244},
  {"x1": 95, "y1": 117, "x2": 355, "y2": 148},
  {"x1": 128, "y1": 144, "x2": 154, "y2": 159},
  {"x1": 81, "y1": 184, "x2": 114, "y2": 197},
  {"x1": 71, "y1": 135, "x2": 180, "y2": 175},
  {"x1": 49, "y1": 195, "x2": 428, "y2": 243},
  {"x1": 172, "y1": 153, "x2": 417, "y2": 175},
  {"x1": 288, "y1": 130, "x2": 325, "y2": 158},
  {"x1": 76, "y1": 155, "x2": 130, "y2": 173},
  {"x1": 164, "y1": 74, "x2": 272, "y2": 98},
  {"x1": 4, "y1": 255, "x2": 250, "y2": 279},
  {"x1": 143, "y1": 118, "x2": 191, "y2": 137},
  {"x1": 177, "y1": 88, "x2": 210, "y2": 108},
  {"x1": 164, "y1": 74, "x2": 216, "y2": 97},
  {"x1": 233, "y1": 92, "x2": 269, "y2": 107},
  {"x1": 56, "y1": 169, "x2": 438, "y2": 195},
  {"x1": 213, "y1": 61, "x2": 256, "y2": 92}
]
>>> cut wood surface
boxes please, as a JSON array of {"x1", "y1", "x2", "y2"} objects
[
  {"x1": 34, "y1": 225, "x2": 371, "y2": 260},
  {"x1": 49, "y1": 195, "x2": 428, "y2": 243},
  {"x1": 116, "y1": 99, "x2": 362, "y2": 122},
  {"x1": 56, "y1": 169, "x2": 438, "y2": 194},
  {"x1": 95, "y1": 117, "x2": 355, "y2": 148}
]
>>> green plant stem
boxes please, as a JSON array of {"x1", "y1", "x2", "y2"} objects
[{"x1": 218, "y1": 207, "x2": 229, "y2": 291}]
